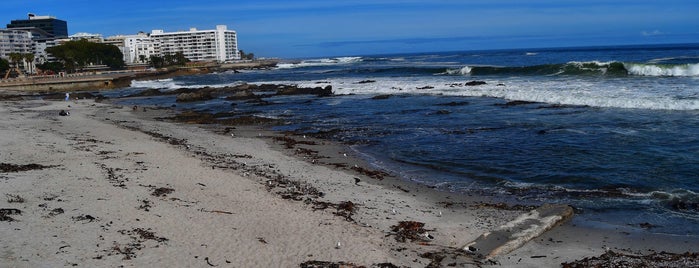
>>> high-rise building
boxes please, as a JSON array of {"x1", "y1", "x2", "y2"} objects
[
  {"x1": 150, "y1": 25, "x2": 240, "y2": 62},
  {"x1": 0, "y1": 29, "x2": 33, "y2": 59},
  {"x1": 7, "y1": 14, "x2": 68, "y2": 37}
]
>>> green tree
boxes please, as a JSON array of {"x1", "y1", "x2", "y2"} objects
[
  {"x1": 45, "y1": 39, "x2": 125, "y2": 72},
  {"x1": 172, "y1": 52, "x2": 189, "y2": 66},
  {"x1": 149, "y1": 55, "x2": 165, "y2": 68},
  {"x1": 138, "y1": 55, "x2": 147, "y2": 64},
  {"x1": 36, "y1": 61, "x2": 64, "y2": 74},
  {"x1": 239, "y1": 50, "x2": 254, "y2": 60}
]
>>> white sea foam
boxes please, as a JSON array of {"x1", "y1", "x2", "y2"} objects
[
  {"x1": 445, "y1": 66, "x2": 472, "y2": 75},
  {"x1": 130, "y1": 79, "x2": 180, "y2": 89},
  {"x1": 276, "y1": 57, "x2": 363, "y2": 69},
  {"x1": 301, "y1": 76, "x2": 699, "y2": 111},
  {"x1": 626, "y1": 63, "x2": 699, "y2": 77},
  {"x1": 130, "y1": 78, "x2": 245, "y2": 90}
]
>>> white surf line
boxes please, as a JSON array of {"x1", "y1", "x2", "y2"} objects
[{"x1": 463, "y1": 204, "x2": 574, "y2": 260}]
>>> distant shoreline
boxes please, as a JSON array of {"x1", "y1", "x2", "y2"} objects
[{"x1": 0, "y1": 59, "x2": 279, "y2": 92}]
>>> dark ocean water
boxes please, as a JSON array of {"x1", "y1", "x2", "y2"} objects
[{"x1": 111, "y1": 43, "x2": 699, "y2": 235}]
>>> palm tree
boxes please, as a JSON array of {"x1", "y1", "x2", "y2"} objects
[
  {"x1": 23, "y1": 53, "x2": 35, "y2": 74},
  {"x1": 6, "y1": 53, "x2": 24, "y2": 78},
  {"x1": 8, "y1": 53, "x2": 23, "y2": 69}
]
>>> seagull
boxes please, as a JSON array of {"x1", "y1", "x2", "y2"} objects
[
  {"x1": 335, "y1": 241, "x2": 342, "y2": 249},
  {"x1": 343, "y1": 153, "x2": 347, "y2": 157},
  {"x1": 424, "y1": 232, "x2": 434, "y2": 240},
  {"x1": 438, "y1": 211, "x2": 442, "y2": 217},
  {"x1": 392, "y1": 208, "x2": 397, "y2": 214}
]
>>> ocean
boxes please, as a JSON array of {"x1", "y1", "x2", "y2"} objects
[{"x1": 111, "y1": 43, "x2": 699, "y2": 235}]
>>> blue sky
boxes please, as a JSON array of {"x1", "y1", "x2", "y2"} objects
[{"x1": 3, "y1": 0, "x2": 699, "y2": 58}]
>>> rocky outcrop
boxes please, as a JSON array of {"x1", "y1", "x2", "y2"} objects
[
  {"x1": 176, "y1": 91, "x2": 213, "y2": 102},
  {"x1": 276, "y1": 85, "x2": 333, "y2": 97}
]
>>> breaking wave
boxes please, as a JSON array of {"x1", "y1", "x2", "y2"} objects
[
  {"x1": 446, "y1": 61, "x2": 699, "y2": 77},
  {"x1": 276, "y1": 57, "x2": 363, "y2": 69}
]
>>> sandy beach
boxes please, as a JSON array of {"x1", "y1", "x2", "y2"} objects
[{"x1": 2, "y1": 98, "x2": 698, "y2": 267}]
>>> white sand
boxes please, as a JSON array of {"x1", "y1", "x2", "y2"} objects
[{"x1": 1, "y1": 99, "x2": 697, "y2": 267}]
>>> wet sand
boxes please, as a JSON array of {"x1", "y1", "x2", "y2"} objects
[{"x1": 1, "y1": 98, "x2": 698, "y2": 267}]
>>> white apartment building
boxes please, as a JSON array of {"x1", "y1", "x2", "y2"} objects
[
  {"x1": 121, "y1": 33, "x2": 157, "y2": 64},
  {"x1": 150, "y1": 25, "x2": 240, "y2": 62},
  {"x1": 0, "y1": 29, "x2": 33, "y2": 59}
]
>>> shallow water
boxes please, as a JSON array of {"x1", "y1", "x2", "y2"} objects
[{"x1": 112, "y1": 43, "x2": 699, "y2": 235}]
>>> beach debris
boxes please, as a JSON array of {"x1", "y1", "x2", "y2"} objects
[
  {"x1": 561, "y1": 250, "x2": 699, "y2": 268},
  {"x1": 109, "y1": 228, "x2": 168, "y2": 260},
  {"x1": 335, "y1": 201, "x2": 356, "y2": 221},
  {"x1": 389, "y1": 221, "x2": 433, "y2": 243},
  {"x1": 5, "y1": 194, "x2": 25, "y2": 203},
  {"x1": 335, "y1": 241, "x2": 341, "y2": 249},
  {"x1": 151, "y1": 187, "x2": 175, "y2": 197},
  {"x1": 98, "y1": 164, "x2": 128, "y2": 188},
  {"x1": 273, "y1": 135, "x2": 317, "y2": 149},
  {"x1": 462, "y1": 204, "x2": 574, "y2": 260},
  {"x1": 299, "y1": 260, "x2": 362, "y2": 268},
  {"x1": 257, "y1": 237, "x2": 268, "y2": 244},
  {"x1": 638, "y1": 222, "x2": 659, "y2": 229},
  {"x1": 137, "y1": 199, "x2": 152, "y2": 211},
  {"x1": 72, "y1": 214, "x2": 97, "y2": 223},
  {"x1": 199, "y1": 208, "x2": 234, "y2": 215},
  {"x1": 0, "y1": 208, "x2": 22, "y2": 222},
  {"x1": 437, "y1": 211, "x2": 442, "y2": 217},
  {"x1": 351, "y1": 165, "x2": 389, "y2": 180},
  {"x1": 59, "y1": 110, "x2": 70, "y2": 116},
  {"x1": 0, "y1": 163, "x2": 57, "y2": 173},
  {"x1": 204, "y1": 256, "x2": 218, "y2": 267},
  {"x1": 46, "y1": 208, "x2": 65, "y2": 218},
  {"x1": 109, "y1": 242, "x2": 143, "y2": 260},
  {"x1": 472, "y1": 202, "x2": 537, "y2": 211},
  {"x1": 119, "y1": 228, "x2": 168, "y2": 243},
  {"x1": 393, "y1": 185, "x2": 410, "y2": 193},
  {"x1": 354, "y1": 177, "x2": 361, "y2": 185}
]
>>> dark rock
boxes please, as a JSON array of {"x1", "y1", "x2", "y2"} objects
[
  {"x1": 432, "y1": 110, "x2": 451, "y2": 115},
  {"x1": 496, "y1": 100, "x2": 539, "y2": 107},
  {"x1": 277, "y1": 85, "x2": 332, "y2": 97},
  {"x1": 225, "y1": 90, "x2": 259, "y2": 100},
  {"x1": 356, "y1": 80, "x2": 376, "y2": 84},
  {"x1": 561, "y1": 250, "x2": 699, "y2": 268},
  {"x1": 372, "y1": 94, "x2": 392, "y2": 100},
  {"x1": 176, "y1": 91, "x2": 213, "y2": 102},
  {"x1": 126, "y1": 88, "x2": 163, "y2": 97},
  {"x1": 437, "y1": 101, "x2": 470, "y2": 106},
  {"x1": 465, "y1": 80, "x2": 487, "y2": 86}
]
